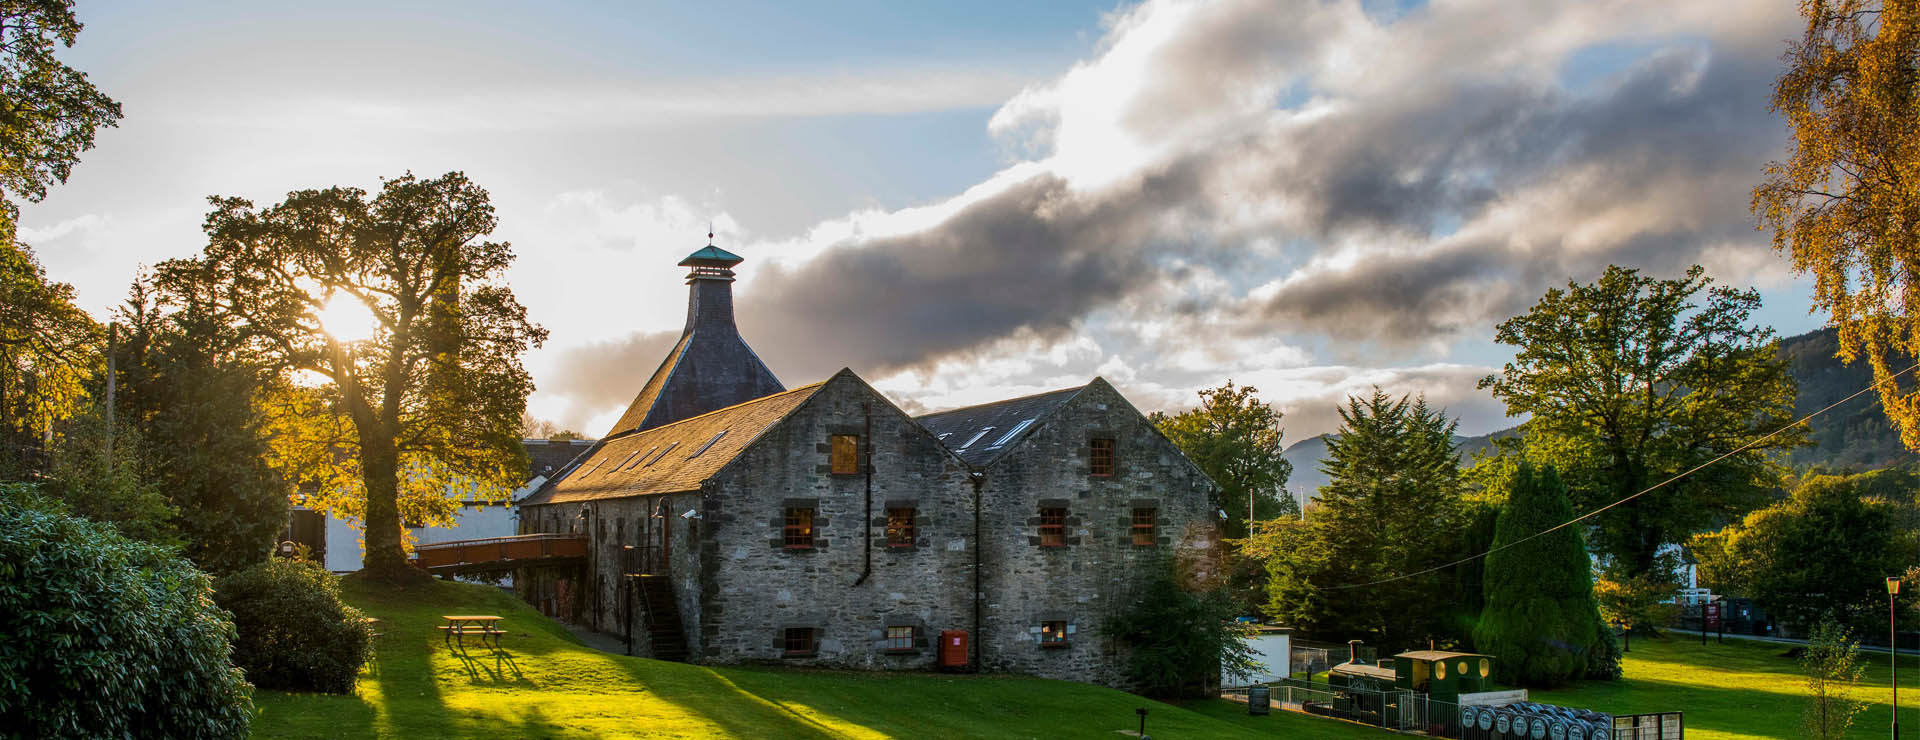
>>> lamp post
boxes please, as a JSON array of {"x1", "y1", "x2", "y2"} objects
[{"x1": 1891, "y1": 576, "x2": 1902, "y2": 740}]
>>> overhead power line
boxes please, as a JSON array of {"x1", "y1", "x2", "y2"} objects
[{"x1": 1317, "y1": 361, "x2": 1920, "y2": 592}]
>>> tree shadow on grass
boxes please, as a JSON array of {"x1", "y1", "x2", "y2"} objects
[
  {"x1": 450, "y1": 641, "x2": 529, "y2": 686},
  {"x1": 618, "y1": 660, "x2": 863, "y2": 739}
]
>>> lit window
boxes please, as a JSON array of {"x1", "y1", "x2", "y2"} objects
[
  {"x1": 831, "y1": 434, "x2": 860, "y2": 474},
  {"x1": 1040, "y1": 620, "x2": 1068, "y2": 647},
  {"x1": 885, "y1": 625, "x2": 914, "y2": 652},
  {"x1": 1039, "y1": 507, "x2": 1066, "y2": 547},
  {"x1": 783, "y1": 627, "x2": 814, "y2": 656},
  {"x1": 1131, "y1": 507, "x2": 1157, "y2": 546},
  {"x1": 886, "y1": 508, "x2": 916, "y2": 547},
  {"x1": 784, "y1": 507, "x2": 814, "y2": 549},
  {"x1": 1090, "y1": 438, "x2": 1115, "y2": 476}
]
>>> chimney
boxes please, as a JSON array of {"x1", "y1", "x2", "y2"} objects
[
  {"x1": 1348, "y1": 639, "x2": 1364, "y2": 665},
  {"x1": 678, "y1": 243, "x2": 744, "y2": 336}
]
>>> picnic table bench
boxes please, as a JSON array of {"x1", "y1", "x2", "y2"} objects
[{"x1": 439, "y1": 615, "x2": 506, "y2": 649}]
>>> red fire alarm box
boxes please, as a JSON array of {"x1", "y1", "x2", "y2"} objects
[{"x1": 939, "y1": 630, "x2": 969, "y2": 668}]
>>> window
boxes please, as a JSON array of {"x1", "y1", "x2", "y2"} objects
[
  {"x1": 783, "y1": 627, "x2": 815, "y2": 656},
  {"x1": 688, "y1": 430, "x2": 728, "y2": 459},
  {"x1": 831, "y1": 434, "x2": 860, "y2": 474},
  {"x1": 784, "y1": 507, "x2": 815, "y2": 549},
  {"x1": 1090, "y1": 438, "x2": 1115, "y2": 476},
  {"x1": 958, "y1": 427, "x2": 993, "y2": 450},
  {"x1": 644, "y1": 442, "x2": 678, "y2": 466},
  {"x1": 1131, "y1": 507, "x2": 1157, "y2": 546},
  {"x1": 1039, "y1": 507, "x2": 1066, "y2": 547},
  {"x1": 886, "y1": 507, "x2": 916, "y2": 547},
  {"x1": 885, "y1": 625, "x2": 915, "y2": 652},
  {"x1": 1040, "y1": 620, "x2": 1068, "y2": 647},
  {"x1": 988, "y1": 419, "x2": 1035, "y2": 449}
]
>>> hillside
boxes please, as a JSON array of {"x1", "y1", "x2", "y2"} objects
[
  {"x1": 1777, "y1": 327, "x2": 1916, "y2": 470},
  {"x1": 1279, "y1": 328, "x2": 1913, "y2": 505}
]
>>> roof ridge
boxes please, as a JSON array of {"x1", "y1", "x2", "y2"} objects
[
  {"x1": 609, "y1": 380, "x2": 827, "y2": 440},
  {"x1": 913, "y1": 384, "x2": 1087, "y2": 420}
]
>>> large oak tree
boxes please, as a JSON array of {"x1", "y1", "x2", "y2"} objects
[
  {"x1": 1, "y1": 0, "x2": 122, "y2": 233},
  {"x1": 161, "y1": 172, "x2": 545, "y2": 579},
  {"x1": 1481, "y1": 265, "x2": 1801, "y2": 581},
  {"x1": 1754, "y1": 0, "x2": 1920, "y2": 450}
]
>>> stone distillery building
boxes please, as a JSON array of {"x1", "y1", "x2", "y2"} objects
[{"x1": 517, "y1": 242, "x2": 1220, "y2": 688}]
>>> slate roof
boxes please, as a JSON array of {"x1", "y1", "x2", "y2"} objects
[
  {"x1": 603, "y1": 247, "x2": 785, "y2": 437},
  {"x1": 522, "y1": 438, "x2": 597, "y2": 482},
  {"x1": 528, "y1": 381, "x2": 825, "y2": 505},
  {"x1": 914, "y1": 385, "x2": 1086, "y2": 467}
]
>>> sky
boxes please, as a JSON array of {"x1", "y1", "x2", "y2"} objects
[{"x1": 22, "y1": 0, "x2": 1825, "y2": 443}]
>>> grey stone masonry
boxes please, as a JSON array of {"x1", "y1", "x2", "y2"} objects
[
  {"x1": 518, "y1": 373, "x2": 1218, "y2": 690},
  {"x1": 696, "y1": 370, "x2": 976, "y2": 668},
  {"x1": 973, "y1": 379, "x2": 1219, "y2": 688}
]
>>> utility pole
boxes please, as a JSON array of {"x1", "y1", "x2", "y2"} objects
[{"x1": 104, "y1": 322, "x2": 115, "y2": 473}]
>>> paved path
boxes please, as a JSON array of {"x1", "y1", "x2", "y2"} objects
[
  {"x1": 1662, "y1": 627, "x2": 1909, "y2": 656},
  {"x1": 563, "y1": 623, "x2": 630, "y2": 655}
]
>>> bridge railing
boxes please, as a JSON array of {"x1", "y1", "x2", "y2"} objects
[{"x1": 411, "y1": 533, "x2": 587, "y2": 569}]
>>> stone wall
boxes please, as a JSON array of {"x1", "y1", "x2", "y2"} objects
[
  {"x1": 974, "y1": 379, "x2": 1219, "y2": 688},
  {"x1": 696, "y1": 371, "x2": 976, "y2": 668},
  {"x1": 516, "y1": 374, "x2": 1218, "y2": 690}
]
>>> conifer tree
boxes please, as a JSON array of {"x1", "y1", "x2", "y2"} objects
[{"x1": 1474, "y1": 461, "x2": 1610, "y2": 686}]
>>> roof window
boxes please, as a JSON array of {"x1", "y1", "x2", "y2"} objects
[
  {"x1": 958, "y1": 427, "x2": 994, "y2": 450},
  {"x1": 987, "y1": 419, "x2": 1035, "y2": 449},
  {"x1": 689, "y1": 430, "x2": 729, "y2": 459}
]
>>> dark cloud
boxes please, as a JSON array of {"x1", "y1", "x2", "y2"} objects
[
  {"x1": 737, "y1": 173, "x2": 1165, "y2": 379},
  {"x1": 540, "y1": 330, "x2": 679, "y2": 431},
  {"x1": 548, "y1": 1, "x2": 1804, "y2": 424},
  {"x1": 1255, "y1": 38, "x2": 1789, "y2": 344}
]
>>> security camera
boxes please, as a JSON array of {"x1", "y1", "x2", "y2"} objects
[
  {"x1": 1218, "y1": 509, "x2": 1229, "y2": 520},
  {"x1": 681, "y1": 509, "x2": 701, "y2": 520}
]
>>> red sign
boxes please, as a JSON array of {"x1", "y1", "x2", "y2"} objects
[{"x1": 1704, "y1": 603, "x2": 1721, "y2": 629}]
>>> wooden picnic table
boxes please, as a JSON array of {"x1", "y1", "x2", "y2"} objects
[{"x1": 439, "y1": 615, "x2": 505, "y2": 649}]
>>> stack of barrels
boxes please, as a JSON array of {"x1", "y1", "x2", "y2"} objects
[{"x1": 1459, "y1": 702, "x2": 1613, "y2": 740}]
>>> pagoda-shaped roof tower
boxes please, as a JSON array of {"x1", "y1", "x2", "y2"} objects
[{"x1": 604, "y1": 239, "x2": 785, "y2": 437}]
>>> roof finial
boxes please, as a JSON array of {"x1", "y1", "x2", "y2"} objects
[{"x1": 708, "y1": 221, "x2": 714, "y2": 246}]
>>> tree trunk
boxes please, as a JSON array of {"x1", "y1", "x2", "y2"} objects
[{"x1": 358, "y1": 430, "x2": 412, "y2": 580}]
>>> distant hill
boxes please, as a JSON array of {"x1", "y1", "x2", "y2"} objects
[
  {"x1": 1279, "y1": 328, "x2": 1913, "y2": 506},
  {"x1": 1777, "y1": 327, "x2": 1915, "y2": 470}
]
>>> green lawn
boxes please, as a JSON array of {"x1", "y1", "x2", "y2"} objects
[
  {"x1": 250, "y1": 578, "x2": 1365, "y2": 739},
  {"x1": 250, "y1": 580, "x2": 1918, "y2": 739},
  {"x1": 1532, "y1": 632, "x2": 1917, "y2": 740}
]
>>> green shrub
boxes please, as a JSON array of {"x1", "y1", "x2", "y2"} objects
[
  {"x1": 1473, "y1": 462, "x2": 1610, "y2": 686},
  {"x1": 1106, "y1": 561, "x2": 1256, "y2": 697},
  {"x1": 215, "y1": 557, "x2": 372, "y2": 693},
  {"x1": 0, "y1": 484, "x2": 252, "y2": 738}
]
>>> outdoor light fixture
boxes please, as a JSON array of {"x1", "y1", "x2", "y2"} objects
[{"x1": 1891, "y1": 576, "x2": 1902, "y2": 740}]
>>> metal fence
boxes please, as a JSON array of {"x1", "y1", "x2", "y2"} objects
[{"x1": 1613, "y1": 712, "x2": 1683, "y2": 740}]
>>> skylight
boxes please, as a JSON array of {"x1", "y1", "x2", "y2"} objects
[
  {"x1": 626, "y1": 447, "x2": 658, "y2": 470},
  {"x1": 987, "y1": 419, "x2": 1036, "y2": 448},
  {"x1": 958, "y1": 427, "x2": 994, "y2": 450},
  {"x1": 645, "y1": 441, "x2": 679, "y2": 466},
  {"x1": 610, "y1": 450, "x2": 642, "y2": 473},
  {"x1": 688, "y1": 430, "x2": 728, "y2": 459}
]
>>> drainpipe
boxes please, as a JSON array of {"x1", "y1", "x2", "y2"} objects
[
  {"x1": 853, "y1": 404, "x2": 874, "y2": 587},
  {"x1": 971, "y1": 470, "x2": 985, "y2": 672}
]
